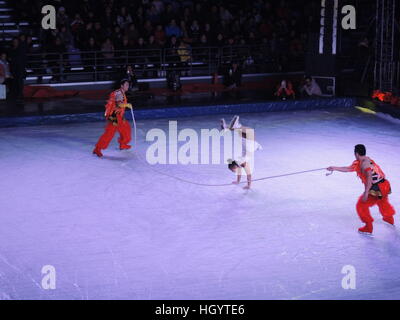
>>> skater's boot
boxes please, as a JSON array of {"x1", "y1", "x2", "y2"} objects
[
  {"x1": 93, "y1": 148, "x2": 103, "y2": 157},
  {"x1": 120, "y1": 144, "x2": 131, "y2": 150},
  {"x1": 358, "y1": 222, "x2": 373, "y2": 234},
  {"x1": 383, "y1": 216, "x2": 395, "y2": 226},
  {"x1": 220, "y1": 118, "x2": 227, "y2": 130}
]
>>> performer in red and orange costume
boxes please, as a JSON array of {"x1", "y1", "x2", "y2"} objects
[
  {"x1": 327, "y1": 144, "x2": 396, "y2": 234},
  {"x1": 274, "y1": 80, "x2": 295, "y2": 100},
  {"x1": 93, "y1": 79, "x2": 132, "y2": 157}
]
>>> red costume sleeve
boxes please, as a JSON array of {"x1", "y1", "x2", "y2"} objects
[{"x1": 105, "y1": 91, "x2": 116, "y2": 118}]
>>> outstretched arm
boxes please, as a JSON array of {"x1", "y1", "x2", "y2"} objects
[{"x1": 327, "y1": 166, "x2": 353, "y2": 173}]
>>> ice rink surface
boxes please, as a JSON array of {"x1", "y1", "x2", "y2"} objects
[{"x1": 0, "y1": 107, "x2": 399, "y2": 300}]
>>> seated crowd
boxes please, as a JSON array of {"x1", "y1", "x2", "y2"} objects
[{"x1": 5, "y1": 0, "x2": 320, "y2": 72}]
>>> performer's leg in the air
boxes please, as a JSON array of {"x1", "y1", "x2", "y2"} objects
[{"x1": 221, "y1": 115, "x2": 262, "y2": 190}]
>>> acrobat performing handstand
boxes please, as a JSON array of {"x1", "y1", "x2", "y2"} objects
[
  {"x1": 220, "y1": 115, "x2": 262, "y2": 190},
  {"x1": 327, "y1": 144, "x2": 396, "y2": 234}
]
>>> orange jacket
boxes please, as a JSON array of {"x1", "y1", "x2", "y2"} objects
[
  {"x1": 276, "y1": 82, "x2": 295, "y2": 97},
  {"x1": 350, "y1": 159, "x2": 385, "y2": 185},
  {"x1": 105, "y1": 89, "x2": 127, "y2": 118}
]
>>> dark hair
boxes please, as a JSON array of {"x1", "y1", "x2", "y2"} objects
[
  {"x1": 120, "y1": 79, "x2": 129, "y2": 86},
  {"x1": 305, "y1": 76, "x2": 312, "y2": 81},
  {"x1": 228, "y1": 161, "x2": 240, "y2": 170},
  {"x1": 354, "y1": 144, "x2": 366, "y2": 156}
]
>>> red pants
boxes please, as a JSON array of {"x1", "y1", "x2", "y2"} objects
[
  {"x1": 356, "y1": 180, "x2": 396, "y2": 223},
  {"x1": 95, "y1": 119, "x2": 131, "y2": 150}
]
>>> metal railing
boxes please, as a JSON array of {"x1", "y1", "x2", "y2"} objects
[{"x1": 25, "y1": 44, "x2": 305, "y2": 84}]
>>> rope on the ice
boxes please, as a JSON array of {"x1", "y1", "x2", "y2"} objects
[{"x1": 129, "y1": 109, "x2": 331, "y2": 187}]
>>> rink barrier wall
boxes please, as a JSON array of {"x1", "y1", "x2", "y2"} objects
[{"x1": 0, "y1": 97, "x2": 357, "y2": 127}]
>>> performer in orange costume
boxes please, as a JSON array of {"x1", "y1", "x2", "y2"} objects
[
  {"x1": 327, "y1": 144, "x2": 395, "y2": 234},
  {"x1": 274, "y1": 80, "x2": 295, "y2": 100},
  {"x1": 93, "y1": 79, "x2": 132, "y2": 157}
]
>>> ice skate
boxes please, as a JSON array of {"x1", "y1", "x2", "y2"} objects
[
  {"x1": 229, "y1": 115, "x2": 241, "y2": 129},
  {"x1": 383, "y1": 216, "x2": 395, "y2": 227},
  {"x1": 92, "y1": 148, "x2": 103, "y2": 157},
  {"x1": 220, "y1": 118, "x2": 228, "y2": 130},
  {"x1": 120, "y1": 144, "x2": 132, "y2": 150},
  {"x1": 358, "y1": 222, "x2": 373, "y2": 235}
]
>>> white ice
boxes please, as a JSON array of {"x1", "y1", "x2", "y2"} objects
[{"x1": 0, "y1": 107, "x2": 399, "y2": 300}]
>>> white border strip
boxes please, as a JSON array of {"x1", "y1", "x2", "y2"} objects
[
  {"x1": 319, "y1": 0, "x2": 326, "y2": 54},
  {"x1": 332, "y1": 0, "x2": 338, "y2": 55},
  {"x1": 29, "y1": 72, "x2": 304, "y2": 87}
]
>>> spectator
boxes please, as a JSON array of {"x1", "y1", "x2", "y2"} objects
[
  {"x1": 209, "y1": 5, "x2": 220, "y2": 26},
  {"x1": 83, "y1": 22, "x2": 96, "y2": 43},
  {"x1": 275, "y1": 80, "x2": 295, "y2": 100},
  {"x1": 101, "y1": 37, "x2": 115, "y2": 65},
  {"x1": 9, "y1": 38, "x2": 27, "y2": 98},
  {"x1": 196, "y1": 34, "x2": 210, "y2": 61},
  {"x1": 165, "y1": 35, "x2": 179, "y2": 65},
  {"x1": 154, "y1": 24, "x2": 167, "y2": 46},
  {"x1": 116, "y1": 6, "x2": 133, "y2": 30},
  {"x1": 300, "y1": 76, "x2": 322, "y2": 97},
  {"x1": 142, "y1": 20, "x2": 154, "y2": 40},
  {"x1": 193, "y1": 2, "x2": 204, "y2": 21},
  {"x1": 189, "y1": 20, "x2": 201, "y2": 43},
  {"x1": 47, "y1": 37, "x2": 66, "y2": 82},
  {"x1": 71, "y1": 13, "x2": 85, "y2": 34},
  {"x1": 126, "y1": 24, "x2": 139, "y2": 45},
  {"x1": 59, "y1": 25, "x2": 74, "y2": 48},
  {"x1": 202, "y1": 23, "x2": 214, "y2": 42},
  {"x1": 214, "y1": 33, "x2": 225, "y2": 47},
  {"x1": 112, "y1": 25, "x2": 125, "y2": 48},
  {"x1": 135, "y1": 6, "x2": 145, "y2": 27},
  {"x1": 94, "y1": 22, "x2": 106, "y2": 46},
  {"x1": 223, "y1": 62, "x2": 242, "y2": 89},
  {"x1": 220, "y1": 6, "x2": 233, "y2": 23},
  {"x1": 134, "y1": 37, "x2": 147, "y2": 75},
  {"x1": 85, "y1": 11, "x2": 96, "y2": 24},
  {"x1": 119, "y1": 65, "x2": 138, "y2": 93},
  {"x1": 165, "y1": 19, "x2": 182, "y2": 38},
  {"x1": 152, "y1": 0, "x2": 164, "y2": 13},
  {"x1": 177, "y1": 39, "x2": 191, "y2": 76},
  {"x1": 162, "y1": 4, "x2": 176, "y2": 25},
  {"x1": 179, "y1": 20, "x2": 190, "y2": 42},
  {"x1": 289, "y1": 30, "x2": 303, "y2": 58},
  {"x1": 147, "y1": 5, "x2": 161, "y2": 24},
  {"x1": 115, "y1": 36, "x2": 133, "y2": 68},
  {"x1": 83, "y1": 36, "x2": 99, "y2": 77},
  {"x1": 102, "y1": 7, "x2": 115, "y2": 29},
  {"x1": 147, "y1": 35, "x2": 160, "y2": 50},
  {"x1": 0, "y1": 52, "x2": 13, "y2": 95},
  {"x1": 57, "y1": 7, "x2": 70, "y2": 27},
  {"x1": 182, "y1": 7, "x2": 193, "y2": 24}
]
